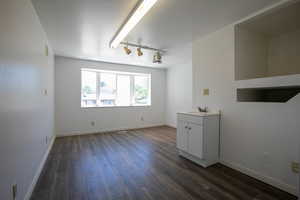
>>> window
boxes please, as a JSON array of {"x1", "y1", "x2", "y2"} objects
[
  {"x1": 81, "y1": 71, "x2": 97, "y2": 107},
  {"x1": 117, "y1": 75, "x2": 131, "y2": 106},
  {"x1": 134, "y1": 75, "x2": 150, "y2": 105},
  {"x1": 81, "y1": 69, "x2": 151, "y2": 107},
  {"x1": 99, "y1": 73, "x2": 116, "y2": 106}
]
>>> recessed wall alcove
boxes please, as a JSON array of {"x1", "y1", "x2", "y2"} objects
[
  {"x1": 235, "y1": 0, "x2": 300, "y2": 81},
  {"x1": 237, "y1": 86, "x2": 300, "y2": 103}
]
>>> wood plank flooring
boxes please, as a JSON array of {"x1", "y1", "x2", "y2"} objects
[{"x1": 31, "y1": 126, "x2": 297, "y2": 200}]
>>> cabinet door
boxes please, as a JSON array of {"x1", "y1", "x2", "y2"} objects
[
  {"x1": 188, "y1": 123, "x2": 203, "y2": 159},
  {"x1": 177, "y1": 120, "x2": 188, "y2": 151}
]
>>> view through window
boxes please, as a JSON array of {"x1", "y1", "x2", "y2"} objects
[{"x1": 81, "y1": 69, "x2": 151, "y2": 107}]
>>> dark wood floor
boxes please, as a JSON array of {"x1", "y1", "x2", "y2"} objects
[{"x1": 31, "y1": 126, "x2": 297, "y2": 200}]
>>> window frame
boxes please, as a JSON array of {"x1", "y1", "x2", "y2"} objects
[{"x1": 81, "y1": 68, "x2": 151, "y2": 108}]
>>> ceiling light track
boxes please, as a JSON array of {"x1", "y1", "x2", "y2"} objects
[
  {"x1": 120, "y1": 42, "x2": 166, "y2": 53},
  {"x1": 121, "y1": 42, "x2": 164, "y2": 64}
]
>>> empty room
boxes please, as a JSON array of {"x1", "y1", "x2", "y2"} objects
[{"x1": 1, "y1": 0, "x2": 300, "y2": 199}]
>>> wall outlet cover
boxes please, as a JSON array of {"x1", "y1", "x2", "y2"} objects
[
  {"x1": 12, "y1": 184, "x2": 17, "y2": 199},
  {"x1": 45, "y1": 45, "x2": 49, "y2": 56},
  {"x1": 43, "y1": 89, "x2": 48, "y2": 96},
  {"x1": 291, "y1": 162, "x2": 299, "y2": 173}
]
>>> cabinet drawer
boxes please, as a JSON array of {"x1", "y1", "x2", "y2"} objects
[{"x1": 177, "y1": 114, "x2": 203, "y2": 125}]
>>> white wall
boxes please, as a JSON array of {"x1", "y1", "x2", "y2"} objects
[
  {"x1": 268, "y1": 29, "x2": 300, "y2": 76},
  {"x1": 165, "y1": 45, "x2": 193, "y2": 127},
  {"x1": 55, "y1": 56, "x2": 166, "y2": 136},
  {"x1": 235, "y1": 28, "x2": 269, "y2": 80},
  {"x1": 0, "y1": 0, "x2": 55, "y2": 199},
  {"x1": 235, "y1": 27, "x2": 300, "y2": 80},
  {"x1": 193, "y1": 25, "x2": 300, "y2": 195}
]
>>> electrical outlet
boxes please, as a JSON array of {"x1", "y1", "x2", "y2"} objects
[
  {"x1": 203, "y1": 88, "x2": 209, "y2": 96},
  {"x1": 263, "y1": 152, "x2": 270, "y2": 160},
  {"x1": 291, "y1": 162, "x2": 299, "y2": 173},
  {"x1": 12, "y1": 184, "x2": 17, "y2": 200},
  {"x1": 42, "y1": 89, "x2": 48, "y2": 96},
  {"x1": 91, "y1": 121, "x2": 95, "y2": 126},
  {"x1": 141, "y1": 116, "x2": 144, "y2": 121},
  {"x1": 261, "y1": 152, "x2": 271, "y2": 170}
]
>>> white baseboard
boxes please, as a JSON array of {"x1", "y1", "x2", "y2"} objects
[
  {"x1": 220, "y1": 159, "x2": 298, "y2": 196},
  {"x1": 56, "y1": 124, "x2": 165, "y2": 137},
  {"x1": 24, "y1": 136, "x2": 56, "y2": 200},
  {"x1": 165, "y1": 124, "x2": 176, "y2": 129}
]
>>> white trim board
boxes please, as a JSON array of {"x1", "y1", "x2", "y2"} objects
[
  {"x1": 165, "y1": 124, "x2": 176, "y2": 129},
  {"x1": 220, "y1": 159, "x2": 298, "y2": 196},
  {"x1": 24, "y1": 136, "x2": 56, "y2": 200},
  {"x1": 56, "y1": 124, "x2": 165, "y2": 137}
]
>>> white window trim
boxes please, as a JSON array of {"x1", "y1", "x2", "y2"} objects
[{"x1": 81, "y1": 68, "x2": 151, "y2": 108}]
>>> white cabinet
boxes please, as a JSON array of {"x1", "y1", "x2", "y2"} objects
[
  {"x1": 176, "y1": 112, "x2": 220, "y2": 167},
  {"x1": 177, "y1": 120, "x2": 188, "y2": 152},
  {"x1": 188, "y1": 123, "x2": 204, "y2": 159}
]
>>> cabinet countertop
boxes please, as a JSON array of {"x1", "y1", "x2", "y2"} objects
[{"x1": 177, "y1": 112, "x2": 220, "y2": 117}]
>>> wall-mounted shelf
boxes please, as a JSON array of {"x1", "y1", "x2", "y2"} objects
[{"x1": 237, "y1": 86, "x2": 300, "y2": 103}]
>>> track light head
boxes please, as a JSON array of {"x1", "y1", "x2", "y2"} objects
[
  {"x1": 124, "y1": 46, "x2": 132, "y2": 55},
  {"x1": 153, "y1": 51, "x2": 162, "y2": 64},
  {"x1": 137, "y1": 47, "x2": 143, "y2": 56}
]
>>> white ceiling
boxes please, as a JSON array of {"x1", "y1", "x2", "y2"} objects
[{"x1": 32, "y1": 0, "x2": 280, "y2": 68}]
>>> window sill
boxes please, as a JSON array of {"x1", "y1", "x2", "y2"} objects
[{"x1": 81, "y1": 105, "x2": 151, "y2": 108}]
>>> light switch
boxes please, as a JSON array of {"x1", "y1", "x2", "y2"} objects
[{"x1": 203, "y1": 88, "x2": 209, "y2": 96}]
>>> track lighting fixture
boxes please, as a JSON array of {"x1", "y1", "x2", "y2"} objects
[
  {"x1": 123, "y1": 46, "x2": 132, "y2": 55},
  {"x1": 120, "y1": 42, "x2": 165, "y2": 64},
  {"x1": 153, "y1": 51, "x2": 162, "y2": 64},
  {"x1": 137, "y1": 47, "x2": 143, "y2": 56}
]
